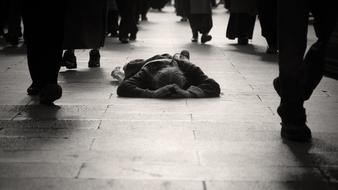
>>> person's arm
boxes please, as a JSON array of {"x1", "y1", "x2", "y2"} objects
[
  {"x1": 117, "y1": 69, "x2": 152, "y2": 97},
  {"x1": 178, "y1": 60, "x2": 221, "y2": 98},
  {"x1": 117, "y1": 69, "x2": 176, "y2": 98}
]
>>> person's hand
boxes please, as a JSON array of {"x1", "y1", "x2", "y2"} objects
[
  {"x1": 170, "y1": 84, "x2": 191, "y2": 98},
  {"x1": 150, "y1": 84, "x2": 176, "y2": 98}
]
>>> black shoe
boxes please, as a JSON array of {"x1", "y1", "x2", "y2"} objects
[
  {"x1": 201, "y1": 34, "x2": 212, "y2": 44},
  {"x1": 88, "y1": 50, "x2": 100, "y2": 68},
  {"x1": 180, "y1": 50, "x2": 190, "y2": 60},
  {"x1": 237, "y1": 38, "x2": 249, "y2": 45},
  {"x1": 62, "y1": 50, "x2": 77, "y2": 69},
  {"x1": 39, "y1": 84, "x2": 62, "y2": 105},
  {"x1": 129, "y1": 33, "x2": 137, "y2": 41},
  {"x1": 191, "y1": 37, "x2": 198, "y2": 43},
  {"x1": 27, "y1": 83, "x2": 41, "y2": 96},
  {"x1": 180, "y1": 17, "x2": 188, "y2": 22},
  {"x1": 281, "y1": 123, "x2": 312, "y2": 142},
  {"x1": 119, "y1": 37, "x2": 129, "y2": 44},
  {"x1": 191, "y1": 32, "x2": 198, "y2": 42},
  {"x1": 108, "y1": 32, "x2": 119, "y2": 38},
  {"x1": 141, "y1": 15, "x2": 148, "y2": 21}
]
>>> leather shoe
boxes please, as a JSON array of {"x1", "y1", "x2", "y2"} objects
[
  {"x1": 201, "y1": 34, "x2": 212, "y2": 44},
  {"x1": 281, "y1": 123, "x2": 312, "y2": 142},
  {"x1": 88, "y1": 50, "x2": 100, "y2": 68},
  {"x1": 62, "y1": 50, "x2": 77, "y2": 69},
  {"x1": 40, "y1": 84, "x2": 62, "y2": 105}
]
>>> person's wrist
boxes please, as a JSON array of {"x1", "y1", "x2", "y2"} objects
[{"x1": 142, "y1": 89, "x2": 154, "y2": 98}]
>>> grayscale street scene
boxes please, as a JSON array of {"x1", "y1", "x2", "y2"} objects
[{"x1": 0, "y1": 2, "x2": 337, "y2": 190}]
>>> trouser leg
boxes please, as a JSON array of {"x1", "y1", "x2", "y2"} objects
[
  {"x1": 301, "y1": 0, "x2": 337, "y2": 100},
  {"x1": 7, "y1": 0, "x2": 23, "y2": 39},
  {"x1": 23, "y1": 0, "x2": 65, "y2": 86},
  {"x1": 277, "y1": 0, "x2": 309, "y2": 125},
  {"x1": 257, "y1": 0, "x2": 277, "y2": 47}
]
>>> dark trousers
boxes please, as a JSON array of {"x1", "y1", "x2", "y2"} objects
[
  {"x1": 22, "y1": 0, "x2": 66, "y2": 86},
  {"x1": 210, "y1": 0, "x2": 216, "y2": 6},
  {"x1": 226, "y1": 13, "x2": 256, "y2": 40},
  {"x1": 189, "y1": 14, "x2": 213, "y2": 35},
  {"x1": 0, "y1": 0, "x2": 8, "y2": 35},
  {"x1": 277, "y1": 0, "x2": 336, "y2": 124},
  {"x1": 257, "y1": 0, "x2": 277, "y2": 47},
  {"x1": 7, "y1": 0, "x2": 23, "y2": 39},
  {"x1": 107, "y1": 10, "x2": 119, "y2": 34},
  {"x1": 138, "y1": 0, "x2": 150, "y2": 18},
  {"x1": 116, "y1": 0, "x2": 138, "y2": 38}
]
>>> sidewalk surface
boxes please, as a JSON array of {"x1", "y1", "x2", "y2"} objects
[{"x1": 0, "y1": 6, "x2": 337, "y2": 190}]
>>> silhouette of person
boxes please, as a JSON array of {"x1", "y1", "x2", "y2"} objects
[
  {"x1": 23, "y1": 0, "x2": 66, "y2": 104},
  {"x1": 274, "y1": 0, "x2": 337, "y2": 141}
]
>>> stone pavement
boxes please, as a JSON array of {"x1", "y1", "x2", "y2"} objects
[{"x1": 0, "y1": 5, "x2": 337, "y2": 190}]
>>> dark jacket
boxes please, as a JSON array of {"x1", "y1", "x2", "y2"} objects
[
  {"x1": 117, "y1": 54, "x2": 221, "y2": 98},
  {"x1": 149, "y1": 0, "x2": 169, "y2": 9},
  {"x1": 63, "y1": 0, "x2": 107, "y2": 49},
  {"x1": 229, "y1": 0, "x2": 257, "y2": 15}
]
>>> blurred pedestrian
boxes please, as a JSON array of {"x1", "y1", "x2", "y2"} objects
[
  {"x1": 257, "y1": 0, "x2": 278, "y2": 54},
  {"x1": 0, "y1": 0, "x2": 8, "y2": 37},
  {"x1": 107, "y1": 0, "x2": 119, "y2": 38},
  {"x1": 175, "y1": 0, "x2": 188, "y2": 22},
  {"x1": 3, "y1": 0, "x2": 23, "y2": 46},
  {"x1": 23, "y1": 0, "x2": 66, "y2": 104},
  {"x1": 226, "y1": 0, "x2": 257, "y2": 45},
  {"x1": 137, "y1": 0, "x2": 150, "y2": 22},
  {"x1": 116, "y1": 0, "x2": 139, "y2": 43},
  {"x1": 183, "y1": 0, "x2": 213, "y2": 44},
  {"x1": 273, "y1": 0, "x2": 337, "y2": 141},
  {"x1": 62, "y1": 0, "x2": 107, "y2": 69}
]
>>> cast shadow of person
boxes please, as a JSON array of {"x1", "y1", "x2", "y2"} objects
[
  {"x1": 228, "y1": 43, "x2": 278, "y2": 64},
  {"x1": 26, "y1": 96, "x2": 62, "y2": 120},
  {"x1": 280, "y1": 139, "x2": 337, "y2": 189}
]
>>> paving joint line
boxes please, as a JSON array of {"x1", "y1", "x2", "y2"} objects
[
  {"x1": 202, "y1": 181, "x2": 207, "y2": 190},
  {"x1": 97, "y1": 120, "x2": 103, "y2": 130},
  {"x1": 75, "y1": 163, "x2": 85, "y2": 179},
  {"x1": 10, "y1": 99, "x2": 33, "y2": 121},
  {"x1": 89, "y1": 138, "x2": 96, "y2": 151}
]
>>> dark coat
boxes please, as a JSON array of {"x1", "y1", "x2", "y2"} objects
[
  {"x1": 107, "y1": 0, "x2": 118, "y2": 11},
  {"x1": 190, "y1": 0, "x2": 211, "y2": 14},
  {"x1": 149, "y1": 0, "x2": 168, "y2": 9},
  {"x1": 63, "y1": 0, "x2": 107, "y2": 49},
  {"x1": 117, "y1": 54, "x2": 221, "y2": 98},
  {"x1": 229, "y1": 0, "x2": 257, "y2": 15},
  {"x1": 175, "y1": 0, "x2": 186, "y2": 17}
]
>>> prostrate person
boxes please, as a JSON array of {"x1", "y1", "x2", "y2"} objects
[{"x1": 115, "y1": 50, "x2": 221, "y2": 98}]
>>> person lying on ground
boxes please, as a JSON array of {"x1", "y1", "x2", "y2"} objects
[{"x1": 112, "y1": 50, "x2": 221, "y2": 98}]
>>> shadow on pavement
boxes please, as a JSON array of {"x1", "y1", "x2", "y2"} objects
[
  {"x1": 228, "y1": 43, "x2": 278, "y2": 64},
  {"x1": 281, "y1": 139, "x2": 337, "y2": 189}
]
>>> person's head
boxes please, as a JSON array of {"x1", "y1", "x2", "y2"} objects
[{"x1": 151, "y1": 66, "x2": 187, "y2": 89}]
